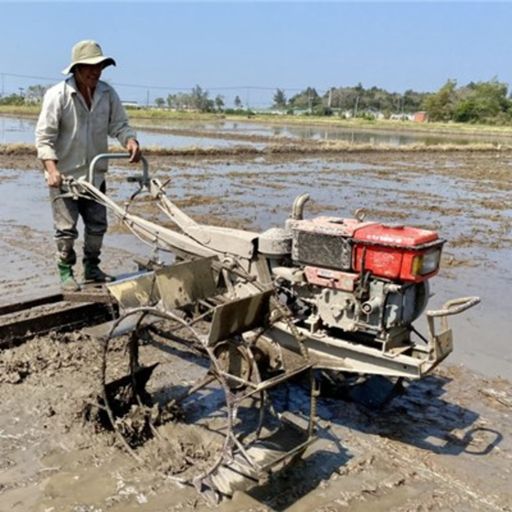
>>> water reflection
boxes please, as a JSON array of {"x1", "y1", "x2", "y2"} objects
[
  {"x1": 0, "y1": 116, "x2": 37, "y2": 144},
  {"x1": 135, "y1": 118, "x2": 506, "y2": 146},
  {"x1": 0, "y1": 115, "x2": 261, "y2": 149},
  {"x1": 1, "y1": 114, "x2": 506, "y2": 148}
]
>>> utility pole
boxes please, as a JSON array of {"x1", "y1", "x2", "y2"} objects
[
  {"x1": 146, "y1": 89, "x2": 150, "y2": 108},
  {"x1": 354, "y1": 95, "x2": 359, "y2": 118},
  {"x1": 1, "y1": 73, "x2": 4, "y2": 97}
]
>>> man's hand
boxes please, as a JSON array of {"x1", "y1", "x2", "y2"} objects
[
  {"x1": 44, "y1": 160, "x2": 63, "y2": 188},
  {"x1": 126, "y1": 139, "x2": 141, "y2": 163},
  {"x1": 47, "y1": 169, "x2": 63, "y2": 188}
]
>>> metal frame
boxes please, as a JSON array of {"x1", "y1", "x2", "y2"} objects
[
  {"x1": 100, "y1": 258, "x2": 317, "y2": 500},
  {"x1": 61, "y1": 155, "x2": 480, "y2": 381}
]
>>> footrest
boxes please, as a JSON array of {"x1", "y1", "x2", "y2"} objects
[{"x1": 209, "y1": 418, "x2": 315, "y2": 496}]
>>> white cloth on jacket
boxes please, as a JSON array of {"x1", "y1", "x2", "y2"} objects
[{"x1": 35, "y1": 77, "x2": 136, "y2": 186}]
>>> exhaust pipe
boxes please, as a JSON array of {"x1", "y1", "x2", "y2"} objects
[{"x1": 291, "y1": 193, "x2": 310, "y2": 220}]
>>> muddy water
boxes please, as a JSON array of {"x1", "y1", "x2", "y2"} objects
[
  {"x1": 137, "y1": 130, "x2": 264, "y2": 149},
  {"x1": 133, "y1": 118, "x2": 511, "y2": 146},
  {"x1": 0, "y1": 326, "x2": 510, "y2": 511},
  {"x1": 0, "y1": 152, "x2": 511, "y2": 379},
  {"x1": 0, "y1": 116, "x2": 37, "y2": 144},
  {"x1": 0, "y1": 150, "x2": 511, "y2": 512},
  {"x1": 0, "y1": 115, "x2": 262, "y2": 149}
]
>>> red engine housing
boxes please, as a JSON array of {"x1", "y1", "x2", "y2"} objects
[
  {"x1": 352, "y1": 223, "x2": 444, "y2": 283},
  {"x1": 289, "y1": 216, "x2": 444, "y2": 283}
]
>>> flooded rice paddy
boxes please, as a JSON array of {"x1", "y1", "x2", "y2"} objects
[
  {"x1": 0, "y1": 118, "x2": 511, "y2": 511},
  {"x1": 0, "y1": 149, "x2": 510, "y2": 378},
  {"x1": 3, "y1": 114, "x2": 512, "y2": 149}
]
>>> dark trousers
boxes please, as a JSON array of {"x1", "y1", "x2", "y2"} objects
[{"x1": 49, "y1": 182, "x2": 107, "y2": 266}]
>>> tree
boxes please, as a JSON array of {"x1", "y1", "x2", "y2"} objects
[
  {"x1": 25, "y1": 84, "x2": 49, "y2": 103},
  {"x1": 273, "y1": 88, "x2": 287, "y2": 109},
  {"x1": 214, "y1": 95, "x2": 225, "y2": 112},
  {"x1": 402, "y1": 89, "x2": 427, "y2": 113},
  {"x1": 154, "y1": 97, "x2": 165, "y2": 108},
  {"x1": 234, "y1": 95, "x2": 242, "y2": 109},
  {"x1": 422, "y1": 80, "x2": 458, "y2": 122},
  {"x1": 190, "y1": 85, "x2": 213, "y2": 112},
  {"x1": 289, "y1": 87, "x2": 321, "y2": 111},
  {"x1": 167, "y1": 92, "x2": 192, "y2": 110},
  {"x1": 0, "y1": 93, "x2": 25, "y2": 106},
  {"x1": 167, "y1": 92, "x2": 195, "y2": 110},
  {"x1": 453, "y1": 79, "x2": 510, "y2": 123},
  {"x1": 325, "y1": 84, "x2": 429, "y2": 118}
]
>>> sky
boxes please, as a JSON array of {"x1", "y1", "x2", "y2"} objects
[{"x1": 0, "y1": 1, "x2": 511, "y2": 108}]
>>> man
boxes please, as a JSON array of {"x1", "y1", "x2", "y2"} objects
[{"x1": 36, "y1": 40, "x2": 141, "y2": 291}]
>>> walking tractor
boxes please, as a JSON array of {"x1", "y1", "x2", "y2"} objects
[{"x1": 3, "y1": 154, "x2": 480, "y2": 500}]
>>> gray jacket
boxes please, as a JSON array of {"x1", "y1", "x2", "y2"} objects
[{"x1": 35, "y1": 77, "x2": 136, "y2": 185}]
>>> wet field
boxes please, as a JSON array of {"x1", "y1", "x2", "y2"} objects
[
  {"x1": 1, "y1": 148, "x2": 510, "y2": 378},
  {"x1": 4, "y1": 113, "x2": 512, "y2": 148},
  {"x1": 0, "y1": 119, "x2": 511, "y2": 511}
]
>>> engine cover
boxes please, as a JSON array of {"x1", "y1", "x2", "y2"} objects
[
  {"x1": 288, "y1": 217, "x2": 376, "y2": 271},
  {"x1": 353, "y1": 223, "x2": 444, "y2": 283},
  {"x1": 288, "y1": 216, "x2": 444, "y2": 283}
]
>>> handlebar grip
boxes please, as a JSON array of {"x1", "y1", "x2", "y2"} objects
[
  {"x1": 427, "y1": 296, "x2": 480, "y2": 318},
  {"x1": 88, "y1": 153, "x2": 149, "y2": 185}
]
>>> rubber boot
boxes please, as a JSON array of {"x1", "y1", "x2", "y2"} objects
[
  {"x1": 83, "y1": 233, "x2": 115, "y2": 283},
  {"x1": 58, "y1": 262, "x2": 81, "y2": 291},
  {"x1": 83, "y1": 261, "x2": 115, "y2": 283}
]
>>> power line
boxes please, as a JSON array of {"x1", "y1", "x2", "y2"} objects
[
  {"x1": 1, "y1": 72, "x2": 59, "y2": 82},
  {"x1": 0, "y1": 72, "x2": 320, "y2": 94}
]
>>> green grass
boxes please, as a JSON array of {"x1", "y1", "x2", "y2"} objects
[
  {"x1": 126, "y1": 108, "x2": 225, "y2": 122},
  {"x1": 235, "y1": 113, "x2": 512, "y2": 137},
  {"x1": 0, "y1": 105, "x2": 41, "y2": 116}
]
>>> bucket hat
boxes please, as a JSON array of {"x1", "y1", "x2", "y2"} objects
[{"x1": 62, "y1": 40, "x2": 116, "y2": 75}]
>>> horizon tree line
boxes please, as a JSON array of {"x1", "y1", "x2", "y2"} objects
[{"x1": 1, "y1": 79, "x2": 511, "y2": 124}]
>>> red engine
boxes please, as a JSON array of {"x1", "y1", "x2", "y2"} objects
[
  {"x1": 272, "y1": 216, "x2": 446, "y2": 341},
  {"x1": 288, "y1": 216, "x2": 444, "y2": 284}
]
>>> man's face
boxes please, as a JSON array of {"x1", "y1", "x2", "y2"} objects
[{"x1": 74, "y1": 63, "x2": 103, "y2": 90}]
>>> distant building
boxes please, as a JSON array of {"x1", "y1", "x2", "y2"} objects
[
  {"x1": 390, "y1": 113, "x2": 414, "y2": 121},
  {"x1": 413, "y1": 111, "x2": 428, "y2": 123},
  {"x1": 121, "y1": 101, "x2": 142, "y2": 109},
  {"x1": 366, "y1": 108, "x2": 385, "y2": 120}
]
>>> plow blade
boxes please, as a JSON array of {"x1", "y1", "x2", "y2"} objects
[{"x1": 106, "y1": 257, "x2": 219, "y2": 311}]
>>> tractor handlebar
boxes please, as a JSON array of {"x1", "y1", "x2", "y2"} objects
[
  {"x1": 427, "y1": 296, "x2": 480, "y2": 318},
  {"x1": 88, "y1": 153, "x2": 149, "y2": 186}
]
